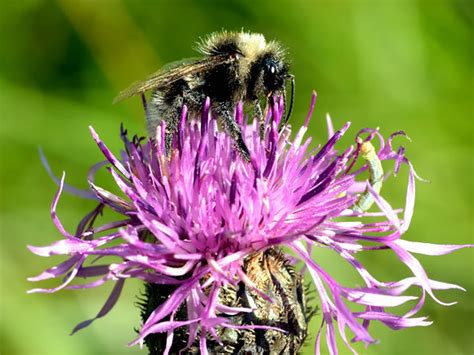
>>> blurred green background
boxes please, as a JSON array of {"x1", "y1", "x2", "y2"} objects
[{"x1": 1, "y1": 0, "x2": 472, "y2": 354}]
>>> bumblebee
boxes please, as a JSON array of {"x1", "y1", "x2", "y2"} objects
[{"x1": 114, "y1": 31, "x2": 294, "y2": 159}]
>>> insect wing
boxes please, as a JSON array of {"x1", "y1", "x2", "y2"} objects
[{"x1": 113, "y1": 55, "x2": 233, "y2": 103}]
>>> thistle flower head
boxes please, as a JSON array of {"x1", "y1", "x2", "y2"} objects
[{"x1": 29, "y1": 93, "x2": 472, "y2": 354}]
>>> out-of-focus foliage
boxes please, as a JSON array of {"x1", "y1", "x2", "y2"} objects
[{"x1": 0, "y1": 1, "x2": 472, "y2": 354}]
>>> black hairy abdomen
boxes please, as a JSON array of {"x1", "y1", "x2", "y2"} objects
[{"x1": 161, "y1": 78, "x2": 188, "y2": 104}]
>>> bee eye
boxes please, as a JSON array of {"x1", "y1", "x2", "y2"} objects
[
  {"x1": 262, "y1": 57, "x2": 284, "y2": 91},
  {"x1": 263, "y1": 58, "x2": 277, "y2": 76}
]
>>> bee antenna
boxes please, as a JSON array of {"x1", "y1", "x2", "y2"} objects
[{"x1": 280, "y1": 75, "x2": 295, "y2": 130}]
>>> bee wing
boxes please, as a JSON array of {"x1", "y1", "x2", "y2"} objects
[{"x1": 113, "y1": 55, "x2": 234, "y2": 103}]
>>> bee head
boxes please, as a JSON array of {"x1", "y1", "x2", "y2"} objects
[
  {"x1": 247, "y1": 52, "x2": 290, "y2": 100},
  {"x1": 262, "y1": 55, "x2": 289, "y2": 93}
]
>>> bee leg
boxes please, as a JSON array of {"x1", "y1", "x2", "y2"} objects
[
  {"x1": 165, "y1": 98, "x2": 186, "y2": 153},
  {"x1": 215, "y1": 102, "x2": 251, "y2": 161},
  {"x1": 147, "y1": 92, "x2": 184, "y2": 154},
  {"x1": 254, "y1": 100, "x2": 265, "y2": 140}
]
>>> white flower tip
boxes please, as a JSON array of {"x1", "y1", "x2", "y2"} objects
[
  {"x1": 435, "y1": 299, "x2": 458, "y2": 307},
  {"x1": 89, "y1": 126, "x2": 99, "y2": 138},
  {"x1": 27, "y1": 245, "x2": 49, "y2": 257}
]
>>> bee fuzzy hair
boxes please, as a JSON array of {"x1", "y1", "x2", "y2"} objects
[
  {"x1": 196, "y1": 31, "x2": 286, "y2": 60},
  {"x1": 195, "y1": 30, "x2": 239, "y2": 56}
]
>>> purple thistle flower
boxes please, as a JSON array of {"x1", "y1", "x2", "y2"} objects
[{"x1": 29, "y1": 93, "x2": 472, "y2": 354}]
